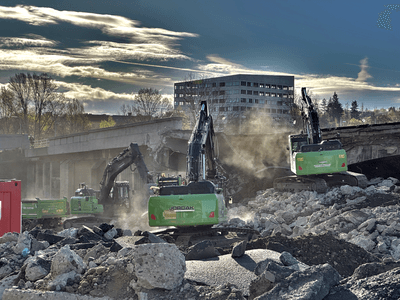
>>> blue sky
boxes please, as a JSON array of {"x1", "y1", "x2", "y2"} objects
[{"x1": 0, "y1": 1, "x2": 399, "y2": 114}]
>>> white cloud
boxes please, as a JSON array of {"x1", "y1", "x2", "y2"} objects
[
  {"x1": 0, "y1": 5, "x2": 198, "y2": 43},
  {"x1": 195, "y1": 55, "x2": 400, "y2": 98},
  {"x1": 73, "y1": 40, "x2": 192, "y2": 61},
  {"x1": 0, "y1": 36, "x2": 57, "y2": 47},
  {"x1": 356, "y1": 57, "x2": 373, "y2": 82}
]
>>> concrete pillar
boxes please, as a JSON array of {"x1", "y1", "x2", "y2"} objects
[
  {"x1": 50, "y1": 161, "x2": 60, "y2": 199},
  {"x1": 60, "y1": 160, "x2": 74, "y2": 200},
  {"x1": 43, "y1": 162, "x2": 51, "y2": 199},
  {"x1": 26, "y1": 162, "x2": 36, "y2": 199},
  {"x1": 35, "y1": 162, "x2": 43, "y2": 199}
]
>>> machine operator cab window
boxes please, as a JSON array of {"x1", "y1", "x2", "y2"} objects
[{"x1": 290, "y1": 136, "x2": 308, "y2": 153}]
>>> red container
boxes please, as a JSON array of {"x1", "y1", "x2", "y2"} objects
[{"x1": 0, "y1": 180, "x2": 21, "y2": 236}]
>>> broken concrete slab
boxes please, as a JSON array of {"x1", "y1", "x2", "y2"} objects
[
  {"x1": 255, "y1": 263, "x2": 341, "y2": 300},
  {"x1": 231, "y1": 240, "x2": 247, "y2": 258},
  {"x1": 186, "y1": 240, "x2": 220, "y2": 260},
  {"x1": 133, "y1": 243, "x2": 186, "y2": 290},
  {"x1": 185, "y1": 249, "x2": 282, "y2": 296}
]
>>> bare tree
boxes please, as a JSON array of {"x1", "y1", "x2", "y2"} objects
[
  {"x1": 8, "y1": 73, "x2": 32, "y2": 134},
  {"x1": 64, "y1": 98, "x2": 91, "y2": 134},
  {"x1": 29, "y1": 73, "x2": 59, "y2": 139},
  {"x1": 0, "y1": 87, "x2": 16, "y2": 134},
  {"x1": 132, "y1": 88, "x2": 172, "y2": 118}
]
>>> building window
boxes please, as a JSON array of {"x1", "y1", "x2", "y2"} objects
[
  {"x1": 220, "y1": 82, "x2": 225, "y2": 87},
  {"x1": 241, "y1": 81, "x2": 246, "y2": 86},
  {"x1": 233, "y1": 106, "x2": 239, "y2": 111},
  {"x1": 283, "y1": 110, "x2": 289, "y2": 114},
  {"x1": 219, "y1": 107, "x2": 226, "y2": 112},
  {"x1": 253, "y1": 82, "x2": 258, "y2": 87},
  {"x1": 271, "y1": 109, "x2": 277, "y2": 113},
  {"x1": 283, "y1": 94, "x2": 288, "y2": 98},
  {"x1": 289, "y1": 86, "x2": 294, "y2": 91},
  {"x1": 277, "y1": 101, "x2": 283, "y2": 106},
  {"x1": 260, "y1": 83, "x2": 265, "y2": 88},
  {"x1": 253, "y1": 91, "x2": 259, "y2": 96},
  {"x1": 247, "y1": 82, "x2": 252, "y2": 87},
  {"x1": 219, "y1": 90, "x2": 225, "y2": 95},
  {"x1": 266, "y1": 84, "x2": 270, "y2": 89},
  {"x1": 259, "y1": 91, "x2": 264, "y2": 96},
  {"x1": 179, "y1": 94, "x2": 184, "y2": 97},
  {"x1": 247, "y1": 90, "x2": 252, "y2": 95},
  {"x1": 233, "y1": 81, "x2": 240, "y2": 86},
  {"x1": 241, "y1": 98, "x2": 246, "y2": 103},
  {"x1": 255, "y1": 99, "x2": 259, "y2": 104},
  {"x1": 277, "y1": 93, "x2": 282, "y2": 97},
  {"x1": 219, "y1": 99, "x2": 226, "y2": 103},
  {"x1": 277, "y1": 85, "x2": 282, "y2": 90},
  {"x1": 271, "y1": 85, "x2": 276, "y2": 89},
  {"x1": 266, "y1": 108, "x2": 270, "y2": 113},
  {"x1": 248, "y1": 99, "x2": 253, "y2": 103},
  {"x1": 241, "y1": 90, "x2": 246, "y2": 94},
  {"x1": 241, "y1": 107, "x2": 246, "y2": 111},
  {"x1": 283, "y1": 86, "x2": 288, "y2": 90},
  {"x1": 271, "y1": 93, "x2": 276, "y2": 97},
  {"x1": 266, "y1": 92, "x2": 270, "y2": 96},
  {"x1": 212, "y1": 82, "x2": 217, "y2": 87}
]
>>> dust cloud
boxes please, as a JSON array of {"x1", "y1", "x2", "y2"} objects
[{"x1": 219, "y1": 111, "x2": 295, "y2": 179}]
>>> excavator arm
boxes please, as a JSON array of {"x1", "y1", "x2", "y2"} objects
[
  {"x1": 99, "y1": 143, "x2": 150, "y2": 204},
  {"x1": 186, "y1": 101, "x2": 217, "y2": 182},
  {"x1": 301, "y1": 87, "x2": 322, "y2": 145}
]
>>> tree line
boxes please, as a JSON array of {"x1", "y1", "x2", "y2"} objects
[
  {"x1": 0, "y1": 73, "x2": 90, "y2": 139},
  {"x1": 3, "y1": 73, "x2": 397, "y2": 140},
  {"x1": 293, "y1": 90, "x2": 400, "y2": 129}
]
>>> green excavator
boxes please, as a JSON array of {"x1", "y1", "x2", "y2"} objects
[
  {"x1": 273, "y1": 87, "x2": 367, "y2": 193},
  {"x1": 148, "y1": 101, "x2": 228, "y2": 227}
]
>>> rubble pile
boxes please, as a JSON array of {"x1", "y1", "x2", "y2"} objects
[
  {"x1": 226, "y1": 177, "x2": 400, "y2": 261},
  {"x1": 1, "y1": 177, "x2": 400, "y2": 299}
]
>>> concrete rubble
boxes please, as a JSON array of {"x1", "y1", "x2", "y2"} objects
[{"x1": 1, "y1": 177, "x2": 400, "y2": 299}]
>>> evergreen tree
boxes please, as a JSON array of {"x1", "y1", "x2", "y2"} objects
[
  {"x1": 350, "y1": 100, "x2": 360, "y2": 119},
  {"x1": 326, "y1": 92, "x2": 343, "y2": 124},
  {"x1": 319, "y1": 98, "x2": 327, "y2": 114}
]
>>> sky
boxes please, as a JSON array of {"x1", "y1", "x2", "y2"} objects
[{"x1": 0, "y1": 1, "x2": 399, "y2": 114}]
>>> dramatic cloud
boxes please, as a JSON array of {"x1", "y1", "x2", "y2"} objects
[
  {"x1": 195, "y1": 55, "x2": 400, "y2": 100},
  {"x1": 0, "y1": 5, "x2": 198, "y2": 89},
  {"x1": 74, "y1": 41, "x2": 192, "y2": 61},
  {"x1": 0, "y1": 35, "x2": 57, "y2": 47},
  {"x1": 356, "y1": 57, "x2": 373, "y2": 82},
  {"x1": 0, "y1": 5, "x2": 198, "y2": 43}
]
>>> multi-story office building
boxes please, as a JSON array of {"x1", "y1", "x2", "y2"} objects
[{"x1": 174, "y1": 74, "x2": 294, "y2": 131}]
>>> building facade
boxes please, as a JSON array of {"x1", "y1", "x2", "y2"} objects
[{"x1": 174, "y1": 74, "x2": 294, "y2": 131}]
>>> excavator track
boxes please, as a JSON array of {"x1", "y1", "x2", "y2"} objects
[
  {"x1": 152, "y1": 226, "x2": 259, "y2": 248},
  {"x1": 273, "y1": 171, "x2": 368, "y2": 194},
  {"x1": 274, "y1": 175, "x2": 328, "y2": 193}
]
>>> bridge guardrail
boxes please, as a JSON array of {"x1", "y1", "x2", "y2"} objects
[{"x1": 33, "y1": 139, "x2": 49, "y2": 148}]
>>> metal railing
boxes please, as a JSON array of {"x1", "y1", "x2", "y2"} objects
[{"x1": 33, "y1": 139, "x2": 49, "y2": 148}]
